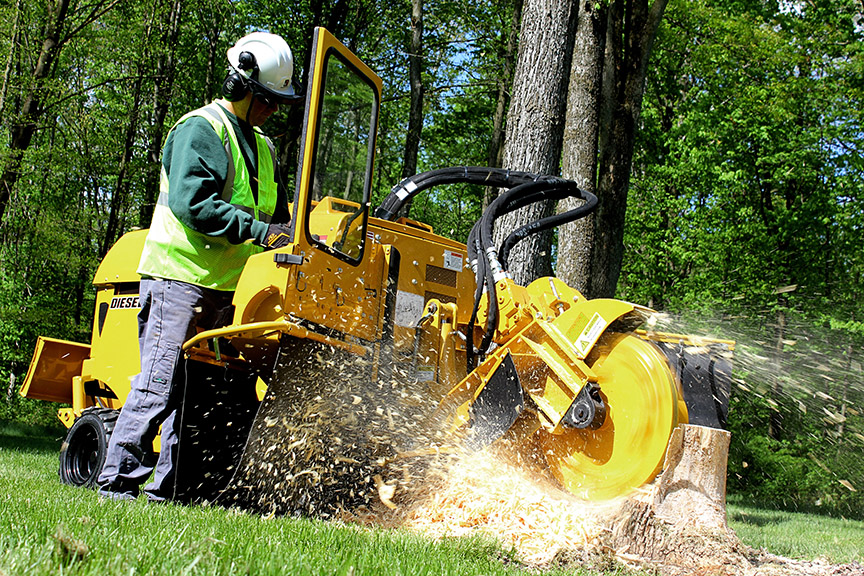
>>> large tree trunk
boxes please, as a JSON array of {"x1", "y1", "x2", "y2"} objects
[
  {"x1": 558, "y1": 0, "x2": 668, "y2": 298},
  {"x1": 401, "y1": 0, "x2": 424, "y2": 181},
  {"x1": 495, "y1": 0, "x2": 579, "y2": 285},
  {"x1": 556, "y1": 0, "x2": 605, "y2": 293}
]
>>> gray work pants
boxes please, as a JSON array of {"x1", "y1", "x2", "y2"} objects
[{"x1": 97, "y1": 278, "x2": 233, "y2": 501}]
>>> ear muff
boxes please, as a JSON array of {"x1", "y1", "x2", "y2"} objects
[{"x1": 222, "y1": 51, "x2": 259, "y2": 102}]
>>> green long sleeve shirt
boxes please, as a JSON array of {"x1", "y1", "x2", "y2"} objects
[{"x1": 161, "y1": 103, "x2": 290, "y2": 246}]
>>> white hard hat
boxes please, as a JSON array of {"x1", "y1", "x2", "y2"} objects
[{"x1": 227, "y1": 32, "x2": 295, "y2": 99}]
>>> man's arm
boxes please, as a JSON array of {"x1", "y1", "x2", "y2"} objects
[{"x1": 163, "y1": 117, "x2": 269, "y2": 245}]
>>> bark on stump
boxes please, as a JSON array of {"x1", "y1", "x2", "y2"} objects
[{"x1": 607, "y1": 424, "x2": 749, "y2": 575}]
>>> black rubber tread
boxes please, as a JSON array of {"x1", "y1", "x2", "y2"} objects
[{"x1": 58, "y1": 407, "x2": 119, "y2": 488}]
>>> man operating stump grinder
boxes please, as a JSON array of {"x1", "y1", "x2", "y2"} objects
[{"x1": 98, "y1": 32, "x2": 300, "y2": 502}]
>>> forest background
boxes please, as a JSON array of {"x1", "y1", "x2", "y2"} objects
[{"x1": 0, "y1": 0, "x2": 862, "y2": 517}]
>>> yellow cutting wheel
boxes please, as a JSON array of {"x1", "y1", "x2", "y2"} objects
[{"x1": 543, "y1": 332, "x2": 680, "y2": 501}]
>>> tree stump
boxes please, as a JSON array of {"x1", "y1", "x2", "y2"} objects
[{"x1": 607, "y1": 424, "x2": 749, "y2": 574}]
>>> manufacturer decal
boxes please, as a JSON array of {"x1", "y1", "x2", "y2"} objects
[{"x1": 109, "y1": 295, "x2": 141, "y2": 310}]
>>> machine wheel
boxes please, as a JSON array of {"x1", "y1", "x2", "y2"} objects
[
  {"x1": 542, "y1": 332, "x2": 680, "y2": 500},
  {"x1": 59, "y1": 408, "x2": 118, "y2": 488}
]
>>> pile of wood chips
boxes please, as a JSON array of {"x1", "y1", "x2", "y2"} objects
[
  {"x1": 337, "y1": 441, "x2": 864, "y2": 576},
  {"x1": 341, "y1": 450, "x2": 622, "y2": 566}
]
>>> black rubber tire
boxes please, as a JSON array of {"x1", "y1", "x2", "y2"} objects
[{"x1": 59, "y1": 408, "x2": 119, "y2": 488}]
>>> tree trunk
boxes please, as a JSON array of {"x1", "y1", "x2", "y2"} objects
[
  {"x1": 0, "y1": 0, "x2": 24, "y2": 122},
  {"x1": 556, "y1": 0, "x2": 605, "y2": 293},
  {"x1": 485, "y1": 0, "x2": 524, "y2": 187},
  {"x1": 0, "y1": 0, "x2": 73, "y2": 230},
  {"x1": 140, "y1": 0, "x2": 182, "y2": 228},
  {"x1": 274, "y1": 0, "x2": 358, "y2": 198},
  {"x1": 607, "y1": 424, "x2": 746, "y2": 573},
  {"x1": 558, "y1": 0, "x2": 668, "y2": 298},
  {"x1": 101, "y1": 76, "x2": 145, "y2": 257},
  {"x1": 0, "y1": 0, "x2": 121, "y2": 233},
  {"x1": 199, "y1": 0, "x2": 229, "y2": 104},
  {"x1": 495, "y1": 0, "x2": 579, "y2": 286},
  {"x1": 400, "y1": 0, "x2": 425, "y2": 213}
]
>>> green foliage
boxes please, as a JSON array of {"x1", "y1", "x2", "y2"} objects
[
  {"x1": 0, "y1": 396, "x2": 63, "y2": 432},
  {"x1": 623, "y1": 0, "x2": 864, "y2": 318},
  {"x1": 620, "y1": 0, "x2": 864, "y2": 515}
]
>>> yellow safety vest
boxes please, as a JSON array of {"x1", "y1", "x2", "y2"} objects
[{"x1": 138, "y1": 103, "x2": 278, "y2": 291}]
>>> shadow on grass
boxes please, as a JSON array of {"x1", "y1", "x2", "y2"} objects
[
  {"x1": 727, "y1": 509, "x2": 789, "y2": 527},
  {"x1": 728, "y1": 492, "x2": 864, "y2": 522},
  {"x1": 0, "y1": 421, "x2": 63, "y2": 453}
]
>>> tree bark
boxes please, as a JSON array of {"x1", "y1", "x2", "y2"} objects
[
  {"x1": 556, "y1": 0, "x2": 605, "y2": 293},
  {"x1": 558, "y1": 0, "x2": 668, "y2": 298},
  {"x1": 399, "y1": 0, "x2": 424, "y2": 219},
  {"x1": 495, "y1": 0, "x2": 579, "y2": 286},
  {"x1": 607, "y1": 424, "x2": 746, "y2": 573}
]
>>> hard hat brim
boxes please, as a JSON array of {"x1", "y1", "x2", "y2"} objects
[{"x1": 248, "y1": 77, "x2": 301, "y2": 103}]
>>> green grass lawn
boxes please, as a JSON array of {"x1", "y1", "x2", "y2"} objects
[
  {"x1": 727, "y1": 496, "x2": 864, "y2": 565},
  {"x1": 0, "y1": 426, "x2": 609, "y2": 576},
  {"x1": 1, "y1": 424, "x2": 861, "y2": 575}
]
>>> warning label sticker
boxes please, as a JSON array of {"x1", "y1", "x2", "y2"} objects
[
  {"x1": 573, "y1": 312, "x2": 606, "y2": 357},
  {"x1": 443, "y1": 249, "x2": 463, "y2": 272},
  {"x1": 415, "y1": 365, "x2": 436, "y2": 382},
  {"x1": 394, "y1": 290, "x2": 425, "y2": 327}
]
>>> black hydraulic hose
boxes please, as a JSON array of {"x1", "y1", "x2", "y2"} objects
[
  {"x1": 375, "y1": 167, "x2": 552, "y2": 221},
  {"x1": 466, "y1": 180, "x2": 574, "y2": 366},
  {"x1": 472, "y1": 181, "x2": 596, "y2": 361},
  {"x1": 499, "y1": 191, "x2": 598, "y2": 270},
  {"x1": 374, "y1": 166, "x2": 596, "y2": 369},
  {"x1": 465, "y1": 233, "x2": 486, "y2": 371},
  {"x1": 474, "y1": 183, "x2": 551, "y2": 360}
]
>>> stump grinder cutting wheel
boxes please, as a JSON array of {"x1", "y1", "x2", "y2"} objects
[{"x1": 21, "y1": 28, "x2": 734, "y2": 511}]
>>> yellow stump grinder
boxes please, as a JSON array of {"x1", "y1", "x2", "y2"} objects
[{"x1": 21, "y1": 29, "x2": 733, "y2": 513}]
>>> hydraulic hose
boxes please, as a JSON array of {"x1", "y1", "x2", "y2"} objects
[
  {"x1": 471, "y1": 181, "x2": 596, "y2": 366},
  {"x1": 373, "y1": 167, "x2": 596, "y2": 369},
  {"x1": 499, "y1": 192, "x2": 598, "y2": 270},
  {"x1": 375, "y1": 167, "x2": 550, "y2": 221}
]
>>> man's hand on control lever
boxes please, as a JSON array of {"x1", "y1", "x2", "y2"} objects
[{"x1": 260, "y1": 223, "x2": 292, "y2": 250}]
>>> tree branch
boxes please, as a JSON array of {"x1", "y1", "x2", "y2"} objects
[
  {"x1": 60, "y1": 0, "x2": 123, "y2": 45},
  {"x1": 43, "y1": 74, "x2": 160, "y2": 112}
]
